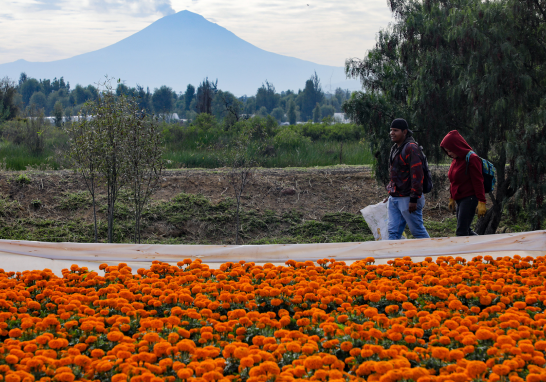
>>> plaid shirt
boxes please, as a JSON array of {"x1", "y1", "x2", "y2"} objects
[{"x1": 386, "y1": 137, "x2": 424, "y2": 203}]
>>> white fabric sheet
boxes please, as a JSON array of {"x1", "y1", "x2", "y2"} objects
[{"x1": 0, "y1": 231, "x2": 544, "y2": 276}]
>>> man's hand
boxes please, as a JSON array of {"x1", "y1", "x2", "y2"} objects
[{"x1": 408, "y1": 202, "x2": 417, "y2": 213}]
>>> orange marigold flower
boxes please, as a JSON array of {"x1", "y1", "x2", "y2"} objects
[
  {"x1": 374, "y1": 361, "x2": 393, "y2": 374},
  {"x1": 5, "y1": 355, "x2": 19, "y2": 364},
  {"x1": 431, "y1": 347, "x2": 450, "y2": 360},
  {"x1": 492, "y1": 365, "x2": 511, "y2": 376},
  {"x1": 106, "y1": 331, "x2": 124, "y2": 342},
  {"x1": 56, "y1": 372, "x2": 75, "y2": 382},
  {"x1": 91, "y1": 349, "x2": 105, "y2": 359},
  {"x1": 466, "y1": 361, "x2": 487, "y2": 378},
  {"x1": 303, "y1": 356, "x2": 323, "y2": 370},
  {"x1": 240, "y1": 357, "x2": 254, "y2": 368},
  {"x1": 112, "y1": 374, "x2": 128, "y2": 382},
  {"x1": 340, "y1": 341, "x2": 353, "y2": 352},
  {"x1": 8, "y1": 329, "x2": 21, "y2": 338}
]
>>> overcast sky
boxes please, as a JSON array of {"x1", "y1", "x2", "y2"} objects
[{"x1": 0, "y1": 0, "x2": 394, "y2": 67}]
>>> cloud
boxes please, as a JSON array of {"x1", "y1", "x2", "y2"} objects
[
  {"x1": 33, "y1": 0, "x2": 63, "y2": 11},
  {"x1": 87, "y1": 0, "x2": 175, "y2": 16},
  {"x1": 173, "y1": 0, "x2": 394, "y2": 66}
]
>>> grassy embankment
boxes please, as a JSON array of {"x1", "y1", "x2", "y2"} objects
[{"x1": 0, "y1": 185, "x2": 530, "y2": 245}]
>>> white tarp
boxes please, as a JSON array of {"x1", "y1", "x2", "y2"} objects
[{"x1": 0, "y1": 231, "x2": 544, "y2": 276}]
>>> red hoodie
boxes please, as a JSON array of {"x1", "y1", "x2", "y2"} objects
[{"x1": 440, "y1": 130, "x2": 486, "y2": 203}]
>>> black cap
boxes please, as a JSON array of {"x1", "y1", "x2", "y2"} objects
[{"x1": 390, "y1": 118, "x2": 409, "y2": 131}]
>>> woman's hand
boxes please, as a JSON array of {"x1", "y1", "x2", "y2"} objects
[
  {"x1": 448, "y1": 198, "x2": 456, "y2": 213},
  {"x1": 476, "y1": 201, "x2": 487, "y2": 218}
]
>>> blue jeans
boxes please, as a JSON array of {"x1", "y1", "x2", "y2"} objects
[{"x1": 387, "y1": 196, "x2": 430, "y2": 240}]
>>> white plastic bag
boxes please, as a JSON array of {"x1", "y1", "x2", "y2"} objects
[{"x1": 360, "y1": 201, "x2": 390, "y2": 241}]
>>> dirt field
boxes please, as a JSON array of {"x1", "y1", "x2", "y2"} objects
[{"x1": 0, "y1": 166, "x2": 461, "y2": 244}]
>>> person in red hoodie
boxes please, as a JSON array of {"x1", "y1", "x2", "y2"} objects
[{"x1": 440, "y1": 130, "x2": 487, "y2": 236}]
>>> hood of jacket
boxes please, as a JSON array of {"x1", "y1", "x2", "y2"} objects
[{"x1": 440, "y1": 130, "x2": 473, "y2": 159}]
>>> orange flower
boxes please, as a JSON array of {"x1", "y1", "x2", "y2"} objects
[
  {"x1": 106, "y1": 331, "x2": 124, "y2": 342},
  {"x1": 303, "y1": 356, "x2": 323, "y2": 370},
  {"x1": 492, "y1": 365, "x2": 511, "y2": 376},
  {"x1": 431, "y1": 347, "x2": 450, "y2": 360},
  {"x1": 5, "y1": 355, "x2": 18, "y2": 364},
  {"x1": 374, "y1": 361, "x2": 393, "y2": 374},
  {"x1": 466, "y1": 361, "x2": 487, "y2": 377}
]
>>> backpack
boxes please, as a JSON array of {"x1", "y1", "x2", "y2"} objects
[
  {"x1": 419, "y1": 146, "x2": 433, "y2": 194},
  {"x1": 465, "y1": 150, "x2": 496, "y2": 193}
]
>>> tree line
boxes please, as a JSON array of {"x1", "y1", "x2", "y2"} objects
[{"x1": 0, "y1": 71, "x2": 351, "y2": 125}]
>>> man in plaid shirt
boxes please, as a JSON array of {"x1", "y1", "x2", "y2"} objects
[{"x1": 384, "y1": 118, "x2": 430, "y2": 240}]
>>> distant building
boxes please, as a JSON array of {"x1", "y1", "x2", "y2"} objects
[{"x1": 333, "y1": 113, "x2": 351, "y2": 124}]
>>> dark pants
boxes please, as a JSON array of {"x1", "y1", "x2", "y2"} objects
[{"x1": 456, "y1": 195, "x2": 479, "y2": 236}]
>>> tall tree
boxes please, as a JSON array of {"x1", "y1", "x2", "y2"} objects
[
  {"x1": 184, "y1": 84, "x2": 195, "y2": 111},
  {"x1": 300, "y1": 72, "x2": 324, "y2": 120},
  {"x1": 312, "y1": 103, "x2": 322, "y2": 123},
  {"x1": 152, "y1": 85, "x2": 175, "y2": 116},
  {"x1": 255, "y1": 81, "x2": 279, "y2": 113},
  {"x1": 0, "y1": 77, "x2": 19, "y2": 122},
  {"x1": 195, "y1": 78, "x2": 218, "y2": 115},
  {"x1": 287, "y1": 100, "x2": 297, "y2": 125}
]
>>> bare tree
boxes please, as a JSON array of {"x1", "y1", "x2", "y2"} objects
[
  {"x1": 220, "y1": 128, "x2": 265, "y2": 245},
  {"x1": 65, "y1": 112, "x2": 101, "y2": 242},
  {"x1": 124, "y1": 114, "x2": 165, "y2": 243}
]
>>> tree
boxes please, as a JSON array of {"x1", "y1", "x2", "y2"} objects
[
  {"x1": 70, "y1": 79, "x2": 166, "y2": 243},
  {"x1": 300, "y1": 72, "x2": 324, "y2": 120},
  {"x1": 184, "y1": 84, "x2": 195, "y2": 111},
  {"x1": 18, "y1": 73, "x2": 27, "y2": 86},
  {"x1": 124, "y1": 114, "x2": 165, "y2": 243},
  {"x1": 66, "y1": 109, "x2": 102, "y2": 242},
  {"x1": 41, "y1": 79, "x2": 53, "y2": 97},
  {"x1": 152, "y1": 85, "x2": 175, "y2": 116},
  {"x1": 321, "y1": 105, "x2": 335, "y2": 119},
  {"x1": 344, "y1": 0, "x2": 546, "y2": 234},
  {"x1": 287, "y1": 99, "x2": 297, "y2": 125},
  {"x1": 195, "y1": 78, "x2": 218, "y2": 115},
  {"x1": 29, "y1": 92, "x2": 47, "y2": 110},
  {"x1": 219, "y1": 128, "x2": 265, "y2": 245},
  {"x1": 0, "y1": 77, "x2": 19, "y2": 122},
  {"x1": 255, "y1": 81, "x2": 279, "y2": 113},
  {"x1": 19, "y1": 77, "x2": 41, "y2": 107},
  {"x1": 312, "y1": 103, "x2": 322, "y2": 123},
  {"x1": 53, "y1": 101, "x2": 63, "y2": 127},
  {"x1": 116, "y1": 83, "x2": 132, "y2": 97},
  {"x1": 271, "y1": 107, "x2": 285, "y2": 123},
  {"x1": 136, "y1": 85, "x2": 153, "y2": 116},
  {"x1": 77, "y1": 79, "x2": 133, "y2": 243},
  {"x1": 216, "y1": 90, "x2": 243, "y2": 129}
]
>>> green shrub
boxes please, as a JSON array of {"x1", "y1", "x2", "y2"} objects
[
  {"x1": 273, "y1": 127, "x2": 311, "y2": 149},
  {"x1": 15, "y1": 173, "x2": 31, "y2": 184}
]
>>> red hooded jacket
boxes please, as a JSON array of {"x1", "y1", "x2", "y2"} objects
[{"x1": 440, "y1": 130, "x2": 486, "y2": 203}]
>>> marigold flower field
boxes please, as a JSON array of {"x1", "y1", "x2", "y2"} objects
[{"x1": 0, "y1": 255, "x2": 546, "y2": 382}]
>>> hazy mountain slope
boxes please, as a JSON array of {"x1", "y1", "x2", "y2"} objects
[{"x1": 0, "y1": 11, "x2": 360, "y2": 95}]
